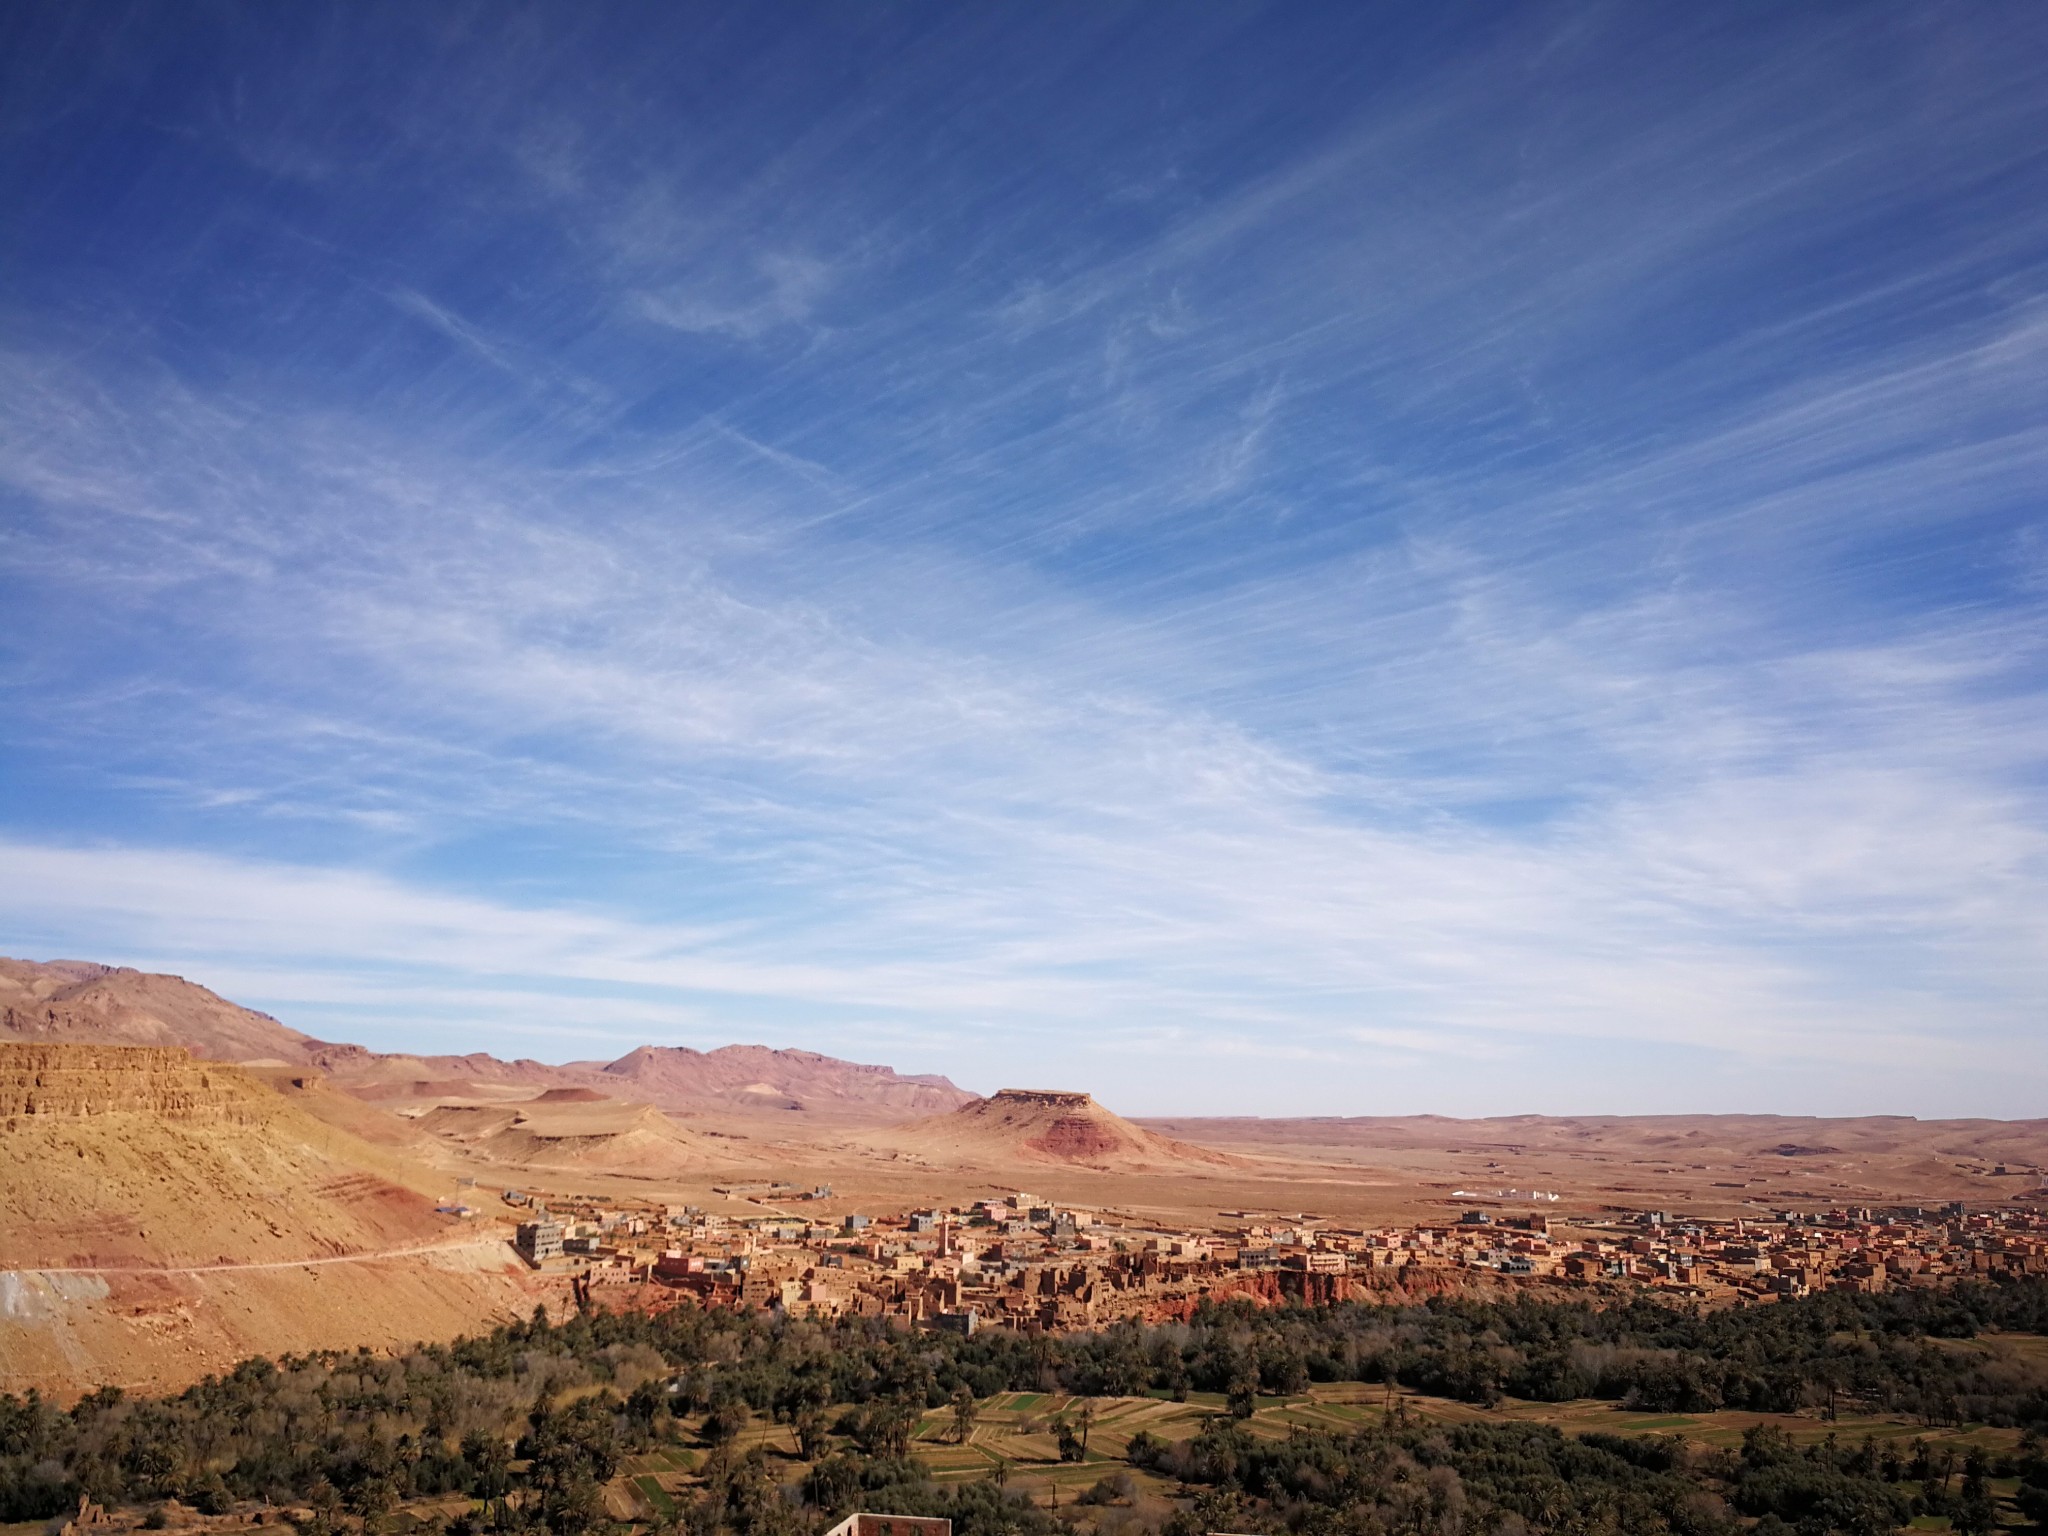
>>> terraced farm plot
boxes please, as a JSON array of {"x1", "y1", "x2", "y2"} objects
[
  {"x1": 1000, "y1": 1460, "x2": 1134, "y2": 1500},
  {"x1": 622, "y1": 1449, "x2": 698, "y2": 1476},
  {"x1": 1271, "y1": 1400, "x2": 1371, "y2": 1434},
  {"x1": 1360, "y1": 1386, "x2": 2020, "y2": 1457},
  {"x1": 731, "y1": 1423, "x2": 801, "y2": 1459},
  {"x1": 644, "y1": 1379, "x2": 2033, "y2": 1522},
  {"x1": 1082, "y1": 1399, "x2": 1210, "y2": 1451},
  {"x1": 907, "y1": 1393, "x2": 1187, "y2": 1479},
  {"x1": 1240, "y1": 1414, "x2": 1308, "y2": 1441},
  {"x1": 917, "y1": 1445, "x2": 1006, "y2": 1483},
  {"x1": 633, "y1": 1475, "x2": 677, "y2": 1516}
]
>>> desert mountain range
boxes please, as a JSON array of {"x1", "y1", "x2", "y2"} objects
[
  {"x1": 0, "y1": 958, "x2": 318, "y2": 1065},
  {"x1": 0, "y1": 956, "x2": 1256, "y2": 1223},
  {"x1": 0, "y1": 958, "x2": 1245, "y2": 1180},
  {"x1": 9, "y1": 956, "x2": 2048, "y2": 1182},
  {"x1": 0, "y1": 957, "x2": 975, "y2": 1123}
]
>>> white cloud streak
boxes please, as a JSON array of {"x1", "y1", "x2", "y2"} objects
[{"x1": 1, "y1": 4, "x2": 2045, "y2": 1113}]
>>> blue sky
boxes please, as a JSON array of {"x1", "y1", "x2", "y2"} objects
[{"x1": 2, "y1": 3, "x2": 2045, "y2": 1115}]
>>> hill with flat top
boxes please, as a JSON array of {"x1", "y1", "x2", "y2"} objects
[
  {"x1": 881, "y1": 1088, "x2": 1238, "y2": 1172},
  {"x1": 589, "y1": 1043, "x2": 975, "y2": 1119}
]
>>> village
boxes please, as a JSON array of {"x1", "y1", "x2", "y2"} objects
[{"x1": 489, "y1": 1181, "x2": 2048, "y2": 1329}]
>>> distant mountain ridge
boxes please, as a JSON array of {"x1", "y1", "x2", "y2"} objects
[
  {"x1": 0, "y1": 956, "x2": 977, "y2": 1124},
  {"x1": 591, "y1": 1043, "x2": 970, "y2": 1117},
  {"x1": 0, "y1": 957, "x2": 315, "y2": 1063}
]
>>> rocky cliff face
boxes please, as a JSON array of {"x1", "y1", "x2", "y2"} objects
[
  {"x1": 0, "y1": 1051, "x2": 523, "y2": 1397},
  {"x1": 991, "y1": 1089, "x2": 1094, "y2": 1109},
  {"x1": 0, "y1": 1043, "x2": 276, "y2": 1122}
]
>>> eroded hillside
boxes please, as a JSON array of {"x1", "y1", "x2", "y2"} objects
[
  {"x1": 0, "y1": 1044, "x2": 448, "y2": 1269},
  {"x1": 0, "y1": 1043, "x2": 549, "y2": 1394}
]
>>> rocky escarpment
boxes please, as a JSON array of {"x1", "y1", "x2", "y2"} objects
[
  {"x1": 0, "y1": 1049, "x2": 522, "y2": 1397},
  {"x1": 0, "y1": 1043, "x2": 277, "y2": 1123},
  {"x1": 992, "y1": 1089, "x2": 1094, "y2": 1109}
]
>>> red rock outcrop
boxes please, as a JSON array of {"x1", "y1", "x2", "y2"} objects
[{"x1": 883, "y1": 1088, "x2": 1239, "y2": 1172}]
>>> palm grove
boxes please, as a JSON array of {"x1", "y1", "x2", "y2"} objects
[{"x1": 6, "y1": 1280, "x2": 2048, "y2": 1536}]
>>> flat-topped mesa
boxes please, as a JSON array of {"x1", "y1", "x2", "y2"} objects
[
  {"x1": 885, "y1": 1084, "x2": 1236, "y2": 1169},
  {"x1": 0, "y1": 1042, "x2": 275, "y2": 1123}
]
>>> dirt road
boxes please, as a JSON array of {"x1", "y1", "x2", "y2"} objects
[{"x1": 6, "y1": 1231, "x2": 515, "y2": 1279}]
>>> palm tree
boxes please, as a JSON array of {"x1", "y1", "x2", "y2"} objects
[
  {"x1": 1227, "y1": 1369, "x2": 1258, "y2": 1421},
  {"x1": 950, "y1": 1385, "x2": 978, "y2": 1445}
]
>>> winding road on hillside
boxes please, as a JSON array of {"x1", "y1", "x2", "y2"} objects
[{"x1": 3, "y1": 1232, "x2": 518, "y2": 1280}]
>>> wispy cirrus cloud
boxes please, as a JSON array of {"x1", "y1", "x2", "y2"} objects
[
  {"x1": 1, "y1": 3, "x2": 2044, "y2": 1114},
  {"x1": 384, "y1": 287, "x2": 526, "y2": 376},
  {"x1": 637, "y1": 253, "x2": 834, "y2": 340}
]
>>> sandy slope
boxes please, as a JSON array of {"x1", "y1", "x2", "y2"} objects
[
  {"x1": 0, "y1": 1044, "x2": 454, "y2": 1269},
  {"x1": 413, "y1": 1097, "x2": 751, "y2": 1177},
  {"x1": 0, "y1": 1043, "x2": 555, "y2": 1394},
  {"x1": 0, "y1": 1242, "x2": 547, "y2": 1395}
]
